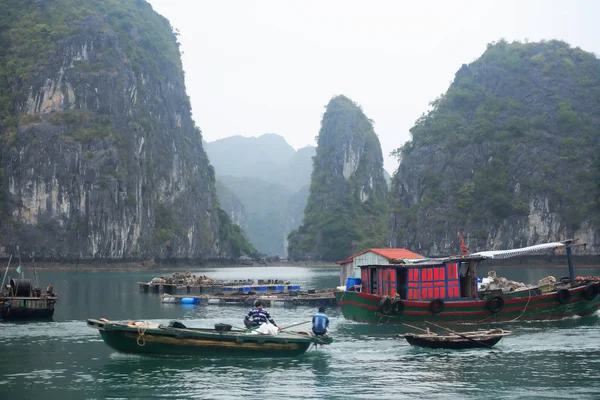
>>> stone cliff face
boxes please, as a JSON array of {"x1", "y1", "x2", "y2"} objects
[
  {"x1": 288, "y1": 95, "x2": 388, "y2": 261},
  {"x1": 0, "y1": 0, "x2": 251, "y2": 261},
  {"x1": 390, "y1": 40, "x2": 600, "y2": 255}
]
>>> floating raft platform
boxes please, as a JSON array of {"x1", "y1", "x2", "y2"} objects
[
  {"x1": 138, "y1": 282, "x2": 225, "y2": 294},
  {"x1": 160, "y1": 292, "x2": 337, "y2": 308},
  {"x1": 139, "y1": 283, "x2": 301, "y2": 295}
]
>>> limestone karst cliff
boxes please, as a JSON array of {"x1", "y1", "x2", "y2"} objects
[
  {"x1": 390, "y1": 40, "x2": 600, "y2": 255},
  {"x1": 288, "y1": 95, "x2": 388, "y2": 261},
  {"x1": 0, "y1": 0, "x2": 254, "y2": 261}
]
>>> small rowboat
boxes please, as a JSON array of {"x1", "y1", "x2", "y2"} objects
[
  {"x1": 87, "y1": 318, "x2": 332, "y2": 357},
  {"x1": 399, "y1": 328, "x2": 513, "y2": 349}
]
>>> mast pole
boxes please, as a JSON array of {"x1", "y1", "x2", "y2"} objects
[
  {"x1": 0, "y1": 255, "x2": 13, "y2": 294},
  {"x1": 565, "y1": 240, "x2": 574, "y2": 284},
  {"x1": 32, "y1": 253, "x2": 39, "y2": 288}
]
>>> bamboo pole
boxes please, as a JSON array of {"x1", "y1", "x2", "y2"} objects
[
  {"x1": 279, "y1": 320, "x2": 312, "y2": 331},
  {"x1": 32, "y1": 253, "x2": 39, "y2": 289},
  {"x1": 425, "y1": 321, "x2": 499, "y2": 351},
  {"x1": 0, "y1": 255, "x2": 13, "y2": 295}
]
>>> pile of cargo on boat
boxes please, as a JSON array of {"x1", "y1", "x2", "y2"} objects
[{"x1": 477, "y1": 271, "x2": 537, "y2": 293}]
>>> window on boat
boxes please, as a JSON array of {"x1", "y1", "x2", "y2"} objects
[{"x1": 406, "y1": 263, "x2": 462, "y2": 300}]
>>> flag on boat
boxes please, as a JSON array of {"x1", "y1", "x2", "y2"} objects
[{"x1": 16, "y1": 265, "x2": 22, "y2": 274}]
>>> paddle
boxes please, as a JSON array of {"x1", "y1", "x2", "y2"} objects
[
  {"x1": 425, "y1": 321, "x2": 499, "y2": 353},
  {"x1": 401, "y1": 323, "x2": 431, "y2": 334},
  {"x1": 279, "y1": 320, "x2": 311, "y2": 331}
]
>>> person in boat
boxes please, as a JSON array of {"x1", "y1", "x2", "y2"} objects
[
  {"x1": 312, "y1": 306, "x2": 329, "y2": 336},
  {"x1": 244, "y1": 300, "x2": 279, "y2": 329},
  {"x1": 46, "y1": 284, "x2": 54, "y2": 296}
]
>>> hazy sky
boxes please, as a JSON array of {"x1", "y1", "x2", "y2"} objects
[{"x1": 147, "y1": 0, "x2": 599, "y2": 174}]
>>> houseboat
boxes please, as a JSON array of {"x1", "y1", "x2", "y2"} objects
[{"x1": 334, "y1": 240, "x2": 600, "y2": 324}]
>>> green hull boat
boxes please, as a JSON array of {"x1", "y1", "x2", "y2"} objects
[
  {"x1": 87, "y1": 319, "x2": 332, "y2": 357},
  {"x1": 335, "y1": 240, "x2": 600, "y2": 324}
]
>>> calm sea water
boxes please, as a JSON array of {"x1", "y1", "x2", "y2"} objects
[{"x1": 1, "y1": 265, "x2": 600, "y2": 400}]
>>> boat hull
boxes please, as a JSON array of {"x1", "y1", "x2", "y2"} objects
[
  {"x1": 334, "y1": 286, "x2": 600, "y2": 324},
  {"x1": 0, "y1": 297, "x2": 56, "y2": 320},
  {"x1": 404, "y1": 335, "x2": 502, "y2": 349},
  {"x1": 89, "y1": 319, "x2": 331, "y2": 357}
]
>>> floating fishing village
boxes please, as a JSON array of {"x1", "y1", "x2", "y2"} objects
[
  {"x1": 3, "y1": 239, "x2": 599, "y2": 357},
  {"x1": 2, "y1": 0, "x2": 600, "y2": 397}
]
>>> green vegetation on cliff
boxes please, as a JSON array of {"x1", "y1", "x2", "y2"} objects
[
  {"x1": 288, "y1": 95, "x2": 388, "y2": 261},
  {"x1": 391, "y1": 40, "x2": 600, "y2": 253},
  {"x1": 0, "y1": 0, "x2": 255, "y2": 260}
]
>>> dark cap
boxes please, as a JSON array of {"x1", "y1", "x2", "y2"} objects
[{"x1": 254, "y1": 300, "x2": 263, "y2": 307}]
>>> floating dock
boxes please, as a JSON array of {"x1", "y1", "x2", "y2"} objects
[
  {"x1": 159, "y1": 292, "x2": 337, "y2": 308},
  {"x1": 139, "y1": 283, "x2": 302, "y2": 295}
]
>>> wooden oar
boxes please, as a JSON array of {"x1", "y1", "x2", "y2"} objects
[
  {"x1": 279, "y1": 320, "x2": 311, "y2": 331},
  {"x1": 425, "y1": 321, "x2": 499, "y2": 353},
  {"x1": 402, "y1": 323, "x2": 431, "y2": 334}
]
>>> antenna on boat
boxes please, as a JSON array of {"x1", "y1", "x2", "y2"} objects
[{"x1": 458, "y1": 233, "x2": 468, "y2": 256}]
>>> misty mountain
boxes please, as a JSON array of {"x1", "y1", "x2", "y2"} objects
[{"x1": 205, "y1": 134, "x2": 315, "y2": 256}]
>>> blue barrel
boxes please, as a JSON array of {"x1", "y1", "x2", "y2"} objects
[
  {"x1": 181, "y1": 297, "x2": 199, "y2": 304},
  {"x1": 257, "y1": 286, "x2": 267, "y2": 291},
  {"x1": 346, "y1": 277, "x2": 362, "y2": 291},
  {"x1": 291, "y1": 285, "x2": 301, "y2": 290},
  {"x1": 242, "y1": 286, "x2": 251, "y2": 292},
  {"x1": 276, "y1": 285, "x2": 284, "y2": 291}
]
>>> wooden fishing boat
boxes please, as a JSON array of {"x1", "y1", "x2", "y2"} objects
[
  {"x1": 87, "y1": 318, "x2": 333, "y2": 357},
  {"x1": 400, "y1": 328, "x2": 513, "y2": 349},
  {"x1": 0, "y1": 278, "x2": 57, "y2": 320},
  {"x1": 334, "y1": 240, "x2": 600, "y2": 324}
]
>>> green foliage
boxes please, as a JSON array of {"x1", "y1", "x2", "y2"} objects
[
  {"x1": 288, "y1": 95, "x2": 388, "y2": 261},
  {"x1": 217, "y1": 208, "x2": 257, "y2": 259},
  {"x1": 152, "y1": 203, "x2": 184, "y2": 246},
  {"x1": 393, "y1": 40, "x2": 600, "y2": 240}
]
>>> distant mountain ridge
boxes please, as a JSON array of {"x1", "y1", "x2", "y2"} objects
[{"x1": 205, "y1": 134, "x2": 315, "y2": 256}]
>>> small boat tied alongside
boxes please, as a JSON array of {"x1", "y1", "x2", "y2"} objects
[
  {"x1": 87, "y1": 318, "x2": 333, "y2": 357},
  {"x1": 400, "y1": 327, "x2": 513, "y2": 350},
  {"x1": 0, "y1": 256, "x2": 58, "y2": 321},
  {"x1": 398, "y1": 321, "x2": 513, "y2": 350},
  {"x1": 334, "y1": 239, "x2": 600, "y2": 324}
]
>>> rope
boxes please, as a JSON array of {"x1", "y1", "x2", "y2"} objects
[
  {"x1": 136, "y1": 321, "x2": 149, "y2": 347},
  {"x1": 507, "y1": 288, "x2": 533, "y2": 322}
]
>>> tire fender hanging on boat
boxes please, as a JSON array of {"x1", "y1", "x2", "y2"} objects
[
  {"x1": 390, "y1": 298, "x2": 405, "y2": 315},
  {"x1": 556, "y1": 288, "x2": 571, "y2": 304},
  {"x1": 378, "y1": 297, "x2": 392, "y2": 315},
  {"x1": 486, "y1": 295, "x2": 505, "y2": 314},
  {"x1": 428, "y1": 298, "x2": 444, "y2": 313},
  {"x1": 582, "y1": 283, "x2": 599, "y2": 301}
]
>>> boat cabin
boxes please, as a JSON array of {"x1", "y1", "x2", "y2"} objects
[
  {"x1": 358, "y1": 256, "x2": 485, "y2": 300},
  {"x1": 337, "y1": 248, "x2": 425, "y2": 287}
]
